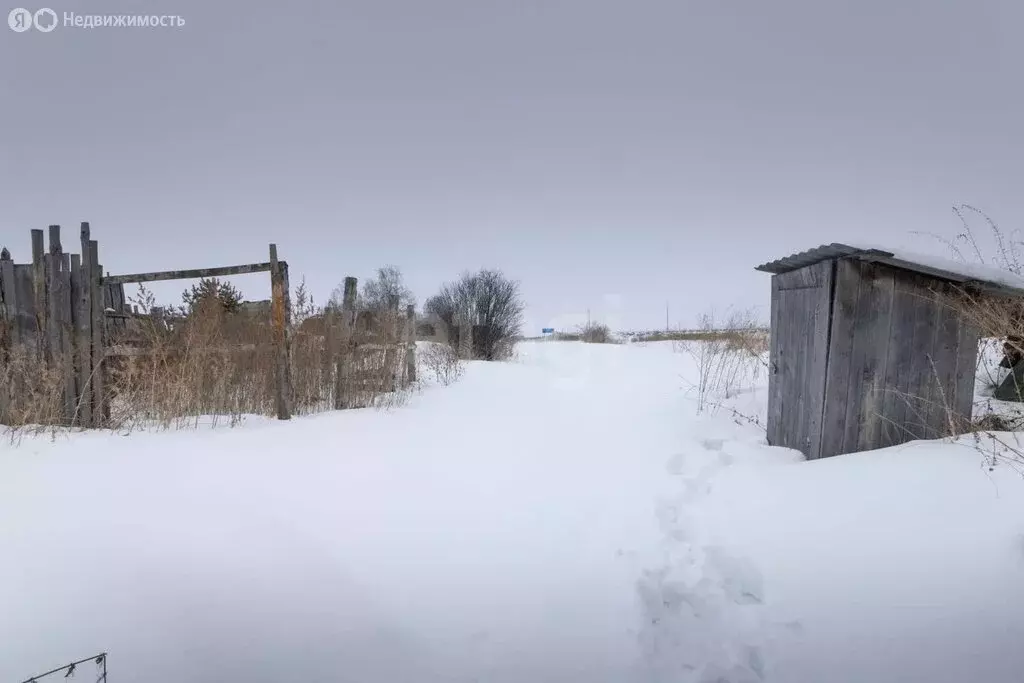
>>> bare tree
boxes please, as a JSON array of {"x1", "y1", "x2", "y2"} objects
[
  {"x1": 425, "y1": 269, "x2": 524, "y2": 360},
  {"x1": 361, "y1": 265, "x2": 416, "y2": 312}
]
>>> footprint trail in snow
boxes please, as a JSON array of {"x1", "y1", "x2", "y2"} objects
[{"x1": 637, "y1": 436, "x2": 772, "y2": 683}]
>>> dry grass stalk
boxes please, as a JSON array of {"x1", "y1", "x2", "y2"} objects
[
  {"x1": 675, "y1": 308, "x2": 768, "y2": 415},
  {"x1": 419, "y1": 342, "x2": 464, "y2": 386},
  {"x1": 0, "y1": 341, "x2": 69, "y2": 441}
]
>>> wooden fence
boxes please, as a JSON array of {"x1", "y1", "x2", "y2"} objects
[
  {"x1": 0, "y1": 223, "x2": 417, "y2": 428},
  {"x1": 0, "y1": 224, "x2": 120, "y2": 426}
]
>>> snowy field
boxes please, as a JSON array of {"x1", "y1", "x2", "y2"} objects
[{"x1": 2, "y1": 340, "x2": 1023, "y2": 682}]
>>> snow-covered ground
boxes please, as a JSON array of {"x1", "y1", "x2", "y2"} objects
[{"x1": 1, "y1": 340, "x2": 1023, "y2": 682}]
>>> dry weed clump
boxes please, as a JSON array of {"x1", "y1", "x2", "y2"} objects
[
  {"x1": 105, "y1": 286, "x2": 276, "y2": 431},
  {"x1": 0, "y1": 275, "x2": 419, "y2": 435},
  {"x1": 675, "y1": 309, "x2": 768, "y2": 415},
  {"x1": 101, "y1": 281, "x2": 413, "y2": 431},
  {"x1": 578, "y1": 322, "x2": 617, "y2": 344},
  {"x1": 903, "y1": 204, "x2": 1024, "y2": 472},
  {"x1": 0, "y1": 341, "x2": 69, "y2": 439},
  {"x1": 419, "y1": 342, "x2": 464, "y2": 386}
]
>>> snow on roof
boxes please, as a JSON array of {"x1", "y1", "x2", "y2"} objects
[{"x1": 755, "y1": 242, "x2": 1024, "y2": 296}]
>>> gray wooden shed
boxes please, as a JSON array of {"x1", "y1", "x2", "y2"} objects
[{"x1": 756, "y1": 243, "x2": 1024, "y2": 459}]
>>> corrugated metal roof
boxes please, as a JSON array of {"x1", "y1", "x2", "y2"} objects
[{"x1": 755, "y1": 243, "x2": 1024, "y2": 297}]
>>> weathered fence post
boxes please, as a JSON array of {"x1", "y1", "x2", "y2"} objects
[
  {"x1": 386, "y1": 294, "x2": 400, "y2": 391},
  {"x1": 78, "y1": 223, "x2": 94, "y2": 427},
  {"x1": 323, "y1": 306, "x2": 336, "y2": 407},
  {"x1": 405, "y1": 304, "x2": 416, "y2": 385},
  {"x1": 88, "y1": 239, "x2": 107, "y2": 425},
  {"x1": 0, "y1": 248, "x2": 17, "y2": 348},
  {"x1": 269, "y1": 243, "x2": 292, "y2": 420},
  {"x1": 334, "y1": 276, "x2": 358, "y2": 409},
  {"x1": 60, "y1": 251, "x2": 74, "y2": 422},
  {"x1": 46, "y1": 226, "x2": 61, "y2": 370},
  {"x1": 45, "y1": 225, "x2": 75, "y2": 423},
  {"x1": 46, "y1": 227, "x2": 57, "y2": 358},
  {"x1": 0, "y1": 248, "x2": 10, "y2": 421},
  {"x1": 31, "y1": 229, "x2": 45, "y2": 356},
  {"x1": 280, "y1": 258, "x2": 294, "y2": 413},
  {"x1": 70, "y1": 252, "x2": 85, "y2": 426}
]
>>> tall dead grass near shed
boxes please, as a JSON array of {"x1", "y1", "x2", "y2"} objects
[{"x1": 675, "y1": 309, "x2": 768, "y2": 415}]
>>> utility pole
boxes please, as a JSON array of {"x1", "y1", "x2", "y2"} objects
[{"x1": 666, "y1": 302, "x2": 670, "y2": 333}]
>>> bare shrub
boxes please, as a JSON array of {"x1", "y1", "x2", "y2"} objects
[
  {"x1": 676, "y1": 308, "x2": 767, "y2": 414},
  {"x1": 419, "y1": 342, "x2": 464, "y2": 386},
  {"x1": 425, "y1": 269, "x2": 524, "y2": 361},
  {"x1": 356, "y1": 265, "x2": 416, "y2": 313},
  {"x1": 330, "y1": 265, "x2": 415, "y2": 315},
  {"x1": 579, "y1": 321, "x2": 617, "y2": 344}
]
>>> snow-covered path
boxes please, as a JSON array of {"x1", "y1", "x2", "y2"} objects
[
  {"x1": 4, "y1": 340, "x2": 1023, "y2": 683},
  {"x1": 0, "y1": 341, "x2": 763, "y2": 682}
]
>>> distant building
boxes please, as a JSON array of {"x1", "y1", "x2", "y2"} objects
[{"x1": 239, "y1": 299, "x2": 271, "y2": 316}]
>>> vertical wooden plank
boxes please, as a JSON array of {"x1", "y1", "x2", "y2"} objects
[
  {"x1": 89, "y1": 240, "x2": 105, "y2": 426},
  {"x1": 103, "y1": 280, "x2": 114, "y2": 311},
  {"x1": 31, "y1": 229, "x2": 45, "y2": 352},
  {"x1": 927, "y1": 286, "x2": 980, "y2": 437},
  {"x1": 775, "y1": 281, "x2": 799, "y2": 451},
  {"x1": 786, "y1": 283, "x2": 809, "y2": 455},
  {"x1": 405, "y1": 304, "x2": 417, "y2": 385},
  {"x1": 766, "y1": 275, "x2": 783, "y2": 447},
  {"x1": 343, "y1": 277, "x2": 358, "y2": 328},
  {"x1": 79, "y1": 223, "x2": 93, "y2": 427},
  {"x1": 819, "y1": 259, "x2": 860, "y2": 458},
  {"x1": 876, "y1": 270, "x2": 909, "y2": 448},
  {"x1": 0, "y1": 256, "x2": 18, "y2": 348},
  {"x1": 13, "y1": 265, "x2": 37, "y2": 352},
  {"x1": 900, "y1": 278, "x2": 941, "y2": 442},
  {"x1": 47, "y1": 226, "x2": 63, "y2": 374},
  {"x1": 386, "y1": 294, "x2": 400, "y2": 391},
  {"x1": 918, "y1": 288, "x2": 957, "y2": 438},
  {"x1": 802, "y1": 261, "x2": 834, "y2": 459},
  {"x1": 849, "y1": 263, "x2": 896, "y2": 453},
  {"x1": 60, "y1": 252, "x2": 75, "y2": 423},
  {"x1": 0, "y1": 252, "x2": 12, "y2": 422},
  {"x1": 323, "y1": 308, "x2": 337, "y2": 406},
  {"x1": 953, "y1": 302, "x2": 981, "y2": 429},
  {"x1": 269, "y1": 244, "x2": 291, "y2": 420},
  {"x1": 70, "y1": 253, "x2": 83, "y2": 425},
  {"x1": 335, "y1": 276, "x2": 358, "y2": 409},
  {"x1": 280, "y1": 259, "x2": 294, "y2": 412}
]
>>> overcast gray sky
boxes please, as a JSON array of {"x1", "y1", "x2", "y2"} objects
[{"x1": 2, "y1": 0, "x2": 1021, "y2": 333}]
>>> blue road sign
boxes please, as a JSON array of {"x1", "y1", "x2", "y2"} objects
[{"x1": 542, "y1": 328, "x2": 555, "y2": 334}]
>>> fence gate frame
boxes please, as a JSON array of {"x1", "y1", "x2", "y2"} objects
[{"x1": 100, "y1": 242, "x2": 295, "y2": 420}]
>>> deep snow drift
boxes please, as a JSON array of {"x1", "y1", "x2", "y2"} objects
[{"x1": 1, "y1": 340, "x2": 1022, "y2": 682}]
